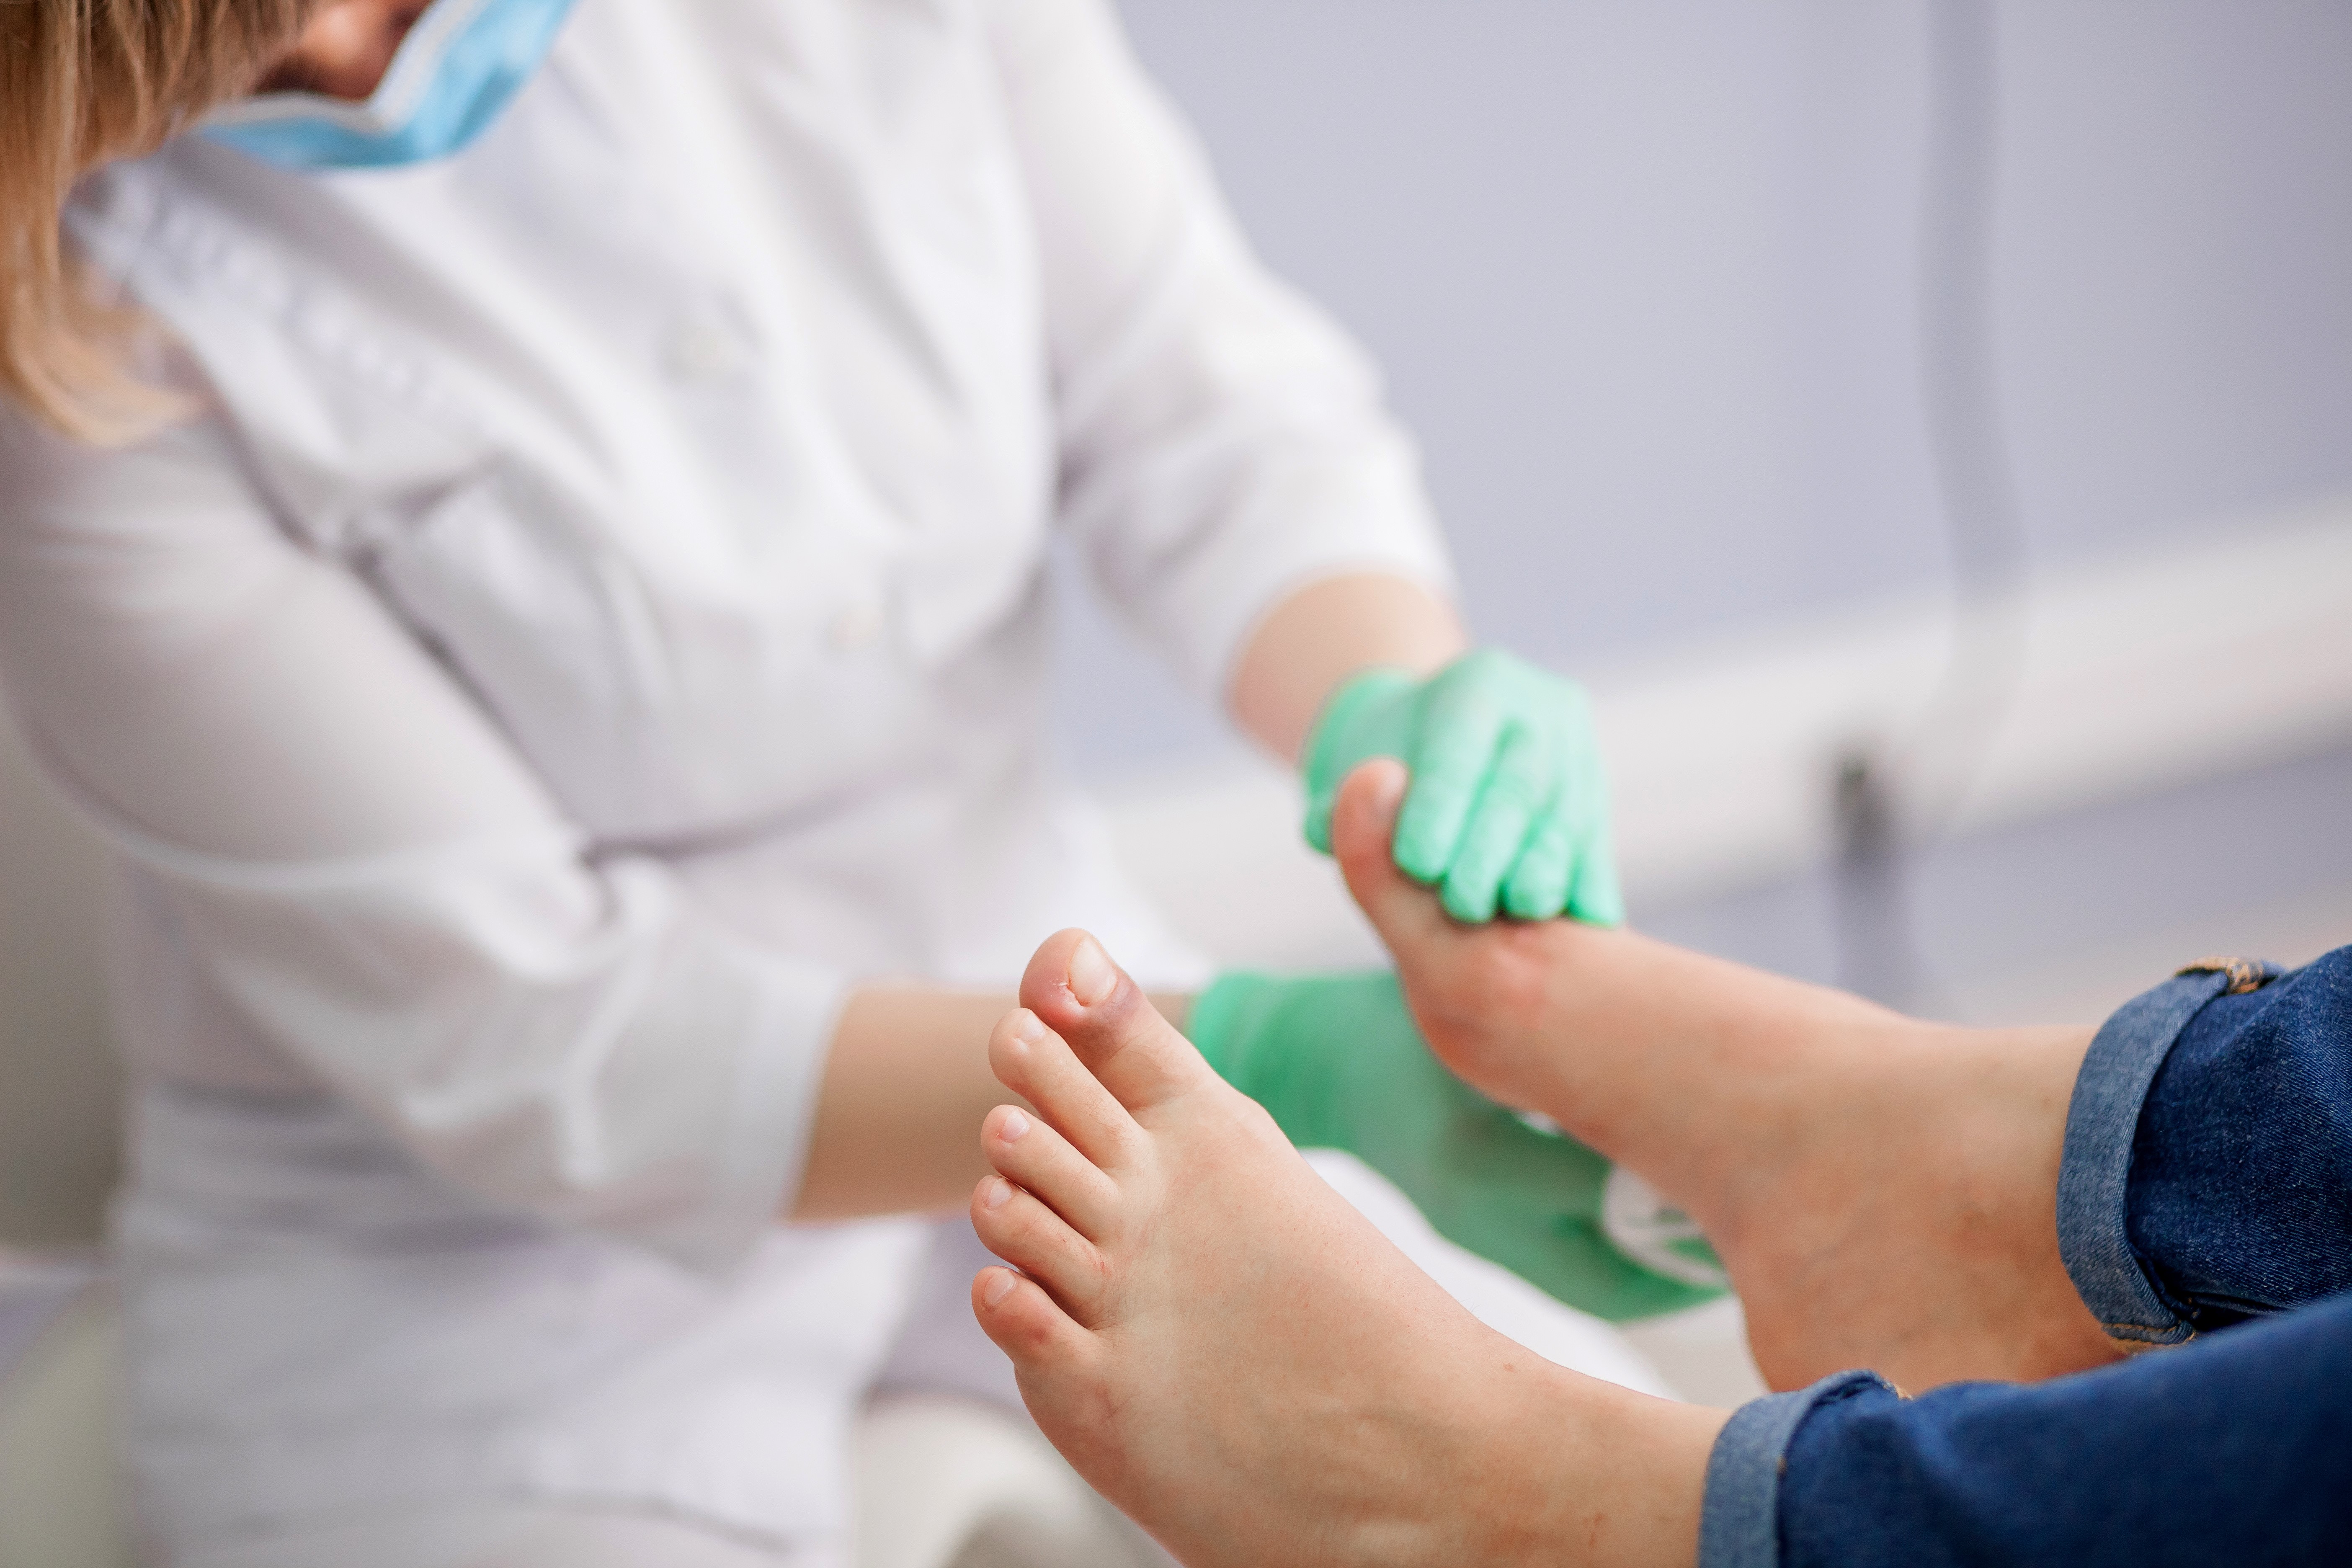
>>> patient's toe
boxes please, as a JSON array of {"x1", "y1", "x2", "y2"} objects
[
  {"x1": 984, "y1": 1104, "x2": 1121, "y2": 1241},
  {"x1": 1334, "y1": 761, "x2": 1457, "y2": 949},
  {"x1": 1020, "y1": 931, "x2": 1209, "y2": 1114},
  {"x1": 971, "y1": 1174, "x2": 1109, "y2": 1322},
  {"x1": 973, "y1": 1265, "x2": 1096, "y2": 1374},
  {"x1": 989, "y1": 1008, "x2": 1142, "y2": 1173}
]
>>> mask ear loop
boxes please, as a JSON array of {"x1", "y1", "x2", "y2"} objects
[{"x1": 201, "y1": 0, "x2": 495, "y2": 138}]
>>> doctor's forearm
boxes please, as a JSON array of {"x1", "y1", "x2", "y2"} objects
[
  {"x1": 787, "y1": 576, "x2": 1456, "y2": 1223},
  {"x1": 1230, "y1": 573, "x2": 1465, "y2": 763},
  {"x1": 787, "y1": 985, "x2": 1194, "y2": 1222}
]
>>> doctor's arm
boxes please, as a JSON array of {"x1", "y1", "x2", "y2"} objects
[
  {"x1": 795, "y1": 985, "x2": 1191, "y2": 1221},
  {"x1": 991, "y1": 0, "x2": 1619, "y2": 926},
  {"x1": 797, "y1": 573, "x2": 1502, "y2": 1221},
  {"x1": 1227, "y1": 573, "x2": 1465, "y2": 766}
]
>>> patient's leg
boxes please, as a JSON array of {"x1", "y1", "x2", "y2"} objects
[
  {"x1": 968, "y1": 930, "x2": 1724, "y2": 1568},
  {"x1": 1329, "y1": 761, "x2": 2119, "y2": 1395}
]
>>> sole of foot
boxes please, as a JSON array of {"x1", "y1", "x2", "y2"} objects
[
  {"x1": 969, "y1": 928, "x2": 1725, "y2": 1568},
  {"x1": 1329, "y1": 760, "x2": 2122, "y2": 1394}
]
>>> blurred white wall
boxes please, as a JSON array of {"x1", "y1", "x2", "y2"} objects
[
  {"x1": 1060, "y1": 0, "x2": 2352, "y2": 1007},
  {"x1": 1058, "y1": 0, "x2": 2352, "y2": 770}
]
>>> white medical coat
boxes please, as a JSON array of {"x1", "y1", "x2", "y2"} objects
[{"x1": 0, "y1": 0, "x2": 1449, "y2": 1554}]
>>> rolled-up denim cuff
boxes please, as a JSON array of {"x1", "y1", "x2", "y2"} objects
[
  {"x1": 1698, "y1": 1371, "x2": 1889, "y2": 1568},
  {"x1": 2055, "y1": 962, "x2": 2278, "y2": 1350}
]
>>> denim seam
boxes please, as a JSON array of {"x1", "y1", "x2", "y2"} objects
[
  {"x1": 1697, "y1": 1372, "x2": 1890, "y2": 1568},
  {"x1": 2055, "y1": 965, "x2": 2279, "y2": 1351}
]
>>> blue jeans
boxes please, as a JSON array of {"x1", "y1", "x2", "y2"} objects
[{"x1": 1700, "y1": 946, "x2": 2352, "y2": 1567}]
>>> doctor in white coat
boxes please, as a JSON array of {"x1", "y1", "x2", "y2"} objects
[{"x1": 0, "y1": 1, "x2": 1625, "y2": 1564}]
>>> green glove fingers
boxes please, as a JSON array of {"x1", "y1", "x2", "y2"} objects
[
  {"x1": 1566, "y1": 813, "x2": 1627, "y2": 928},
  {"x1": 1301, "y1": 668, "x2": 1417, "y2": 854},
  {"x1": 1390, "y1": 658, "x2": 1512, "y2": 884},
  {"x1": 1438, "y1": 724, "x2": 1551, "y2": 923},
  {"x1": 1505, "y1": 725, "x2": 1619, "y2": 924},
  {"x1": 1557, "y1": 716, "x2": 1623, "y2": 927},
  {"x1": 1500, "y1": 814, "x2": 1576, "y2": 923},
  {"x1": 1300, "y1": 647, "x2": 1623, "y2": 928},
  {"x1": 1186, "y1": 967, "x2": 1725, "y2": 1322}
]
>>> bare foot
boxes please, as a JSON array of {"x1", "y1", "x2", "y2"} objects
[
  {"x1": 968, "y1": 929, "x2": 1725, "y2": 1568},
  {"x1": 1329, "y1": 760, "x2": 2122, "y2": 1395}
]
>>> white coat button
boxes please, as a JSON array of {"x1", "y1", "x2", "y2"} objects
[
  {"x1": 666, "y1": 320, "x2": 745, "y2": 381},
  {"x1": 829, "y1": 598, "x2": 885, "y2": 652}
]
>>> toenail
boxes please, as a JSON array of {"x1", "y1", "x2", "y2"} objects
[
  {"x1": 997, "y1": 1109, "x2": 1030, "y2": 1143},
  {"x1": 983, "y1": 1270, "x2": 1018, "y2": 1308},
  {"x1": 1008, "y1": 1010, "x2": 1044, "y2": 1044},
  {"x1": 984, "y1": 1177, "x2": 1016, "y2": 1210},
  {"x1": 1066, "y1": 937, "x2": 1115, "y2": 1007}
]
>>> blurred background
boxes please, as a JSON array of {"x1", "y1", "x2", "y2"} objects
[
  {"x1": 3, "y1": 2, "x2": 2348, "y2": 1552},
  {"x1": 10, "y1": 0, "x2": 2349, "y2": 1243},
  {"x1": 4, "y1": 0, "x2": 2348, "y2": 1252},
  {"x1": 1058, "y1": 0, "x2": 2352, "y2": 1021}
]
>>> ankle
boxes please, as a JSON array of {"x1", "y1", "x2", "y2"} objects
[
  {"x1": 1516, "y1": 977, "x2": 1904, "y2": 1215},
  {"x1": 1452, "y1": 1367, "x2": 1721, "y2": 1568}
]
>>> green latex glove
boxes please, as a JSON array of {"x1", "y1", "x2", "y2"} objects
[
  {"x1": 1187, "y1": 968, "x2": 1723, "y2": 1322},
  {"x1": 1302, "y1": 649, "x2": 1623, "y2": 926}
]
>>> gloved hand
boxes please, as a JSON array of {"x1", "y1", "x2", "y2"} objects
[
  {"x1": 1301, "y1": 649, "x2": 1622, "y2": 926},
  {"x1": 1186, "y1": 967, "x2": 1723, "y2": 1322}
]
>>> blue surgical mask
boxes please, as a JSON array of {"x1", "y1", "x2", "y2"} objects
[{"x1": 202, "y1": 0, "x2": 578, "y2": 171}]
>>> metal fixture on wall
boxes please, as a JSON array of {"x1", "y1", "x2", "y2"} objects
[{"x1": 1832, "y1": 0, "x2": 2031, "y2": 1008}]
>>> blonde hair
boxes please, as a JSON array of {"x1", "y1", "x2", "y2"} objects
[{"x1": 1, "y1": 0, "x2": 314, "y2": 442}]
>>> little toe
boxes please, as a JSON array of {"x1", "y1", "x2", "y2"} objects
[
  {"x1": 1020, "y1": 930, "x2": 1211, "y2": 1114},
  {"x1": 972, "y1": 1174, "x2": 1110, "y2": 1322},
  {"x1": 971, "y1": 1266, "x2": 1099, "y2": 1381},
  {"x1": 990, "y1": 1009, "x2": 1144, "y2": 1174},
  {"x1": 984, "y1": 1103, "x2": 1122, "y2": 1240}
]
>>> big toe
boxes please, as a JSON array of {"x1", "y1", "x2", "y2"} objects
[
  {"x1": 1334, "y1": 760, "x2": 1459, "y2": 956},
  {"x1": 1021, "y1": 930, "x2": 1211, "y2": 1114}
]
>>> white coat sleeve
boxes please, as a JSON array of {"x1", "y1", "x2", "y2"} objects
[
  {"x1": 985, "y1": 0, "x2": 1457, "y2": 698},
  {"x1": 0, "y1": 414, "x2": 835, "y2": 1271}
]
